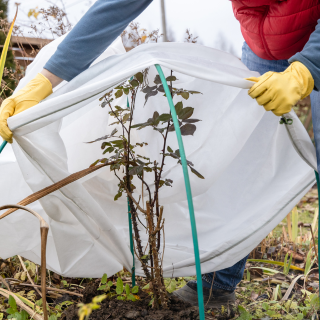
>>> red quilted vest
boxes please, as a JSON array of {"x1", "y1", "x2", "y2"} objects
[{"x1": 232, "y1": 0, "x2": 320, "y2": 60}]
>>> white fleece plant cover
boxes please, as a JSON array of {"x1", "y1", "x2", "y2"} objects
[{"x1": 0, "y1": 37, "x2": 317, "y2": 278}]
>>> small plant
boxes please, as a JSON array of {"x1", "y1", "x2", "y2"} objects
[
  {"x1": 283, "y1": 252, "x2": 293, "y2": 275},
  {"x1": 115, "y1": 277, "x2": 139, "y2": 301},
  {"x1": 97, "y1": 273, "x2": 114, "y2": 292},
  {"x1": 304, "y1": 248, "x2": 316, "y2": 276},
  {"x1": 90, "y1": 69, "x2": 203, "y2": 307},
  {"x1": 6, "y1": 295, "x2": 29, "y2": 320},
  {"x1": 78, "y1": 294, "x2": 106, "y2": 320}
]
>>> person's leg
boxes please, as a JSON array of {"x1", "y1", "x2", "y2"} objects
[
  {"x1": 310, "y1": 91, "x2": 320, "y2": 169},
  {"x1": 174, "y1": 42, "x2": 291, "y2": 308},
  {"x1": 200, "y1": 42, "x2": 291, "y2": 293}
]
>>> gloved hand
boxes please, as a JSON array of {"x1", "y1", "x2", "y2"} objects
[
  {"x1": 0, "y1": 73, "x2": 53, "y2": 143},
  {"x1": 246, "y1": 61, "x2": 314, "y2": 116}
]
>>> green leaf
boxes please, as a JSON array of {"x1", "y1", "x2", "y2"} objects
[
  {"x1": 116, "y1": 277, "x2": 124, "y2": 295},
  {"x1": 49, "y1": 315, "x2": 58, "y2": 320},
  {"x1": 101, "y1": 273, "x2": 108, "y2": 284},
  {"x1": 21, "y1": 310, "x2": 29, "y2": 320},
  {"x1": 165, "y1": 279, "x2": 177, "y2": 293},
  {"x1": 166, "y1": 76, "x2": 177, "y2": 82},
  {"x1": 132, "y1": 286, "x2": 139, "y2": 294},
  {"x1": 135, "y1": 72, "x2": 144, "y2": 84},
  {"x1": 142, "y1": 283, "x2": 150, "y2": 290},
  {"x1": 107, "y1": 281, "x2": 113, "y2": 287},
  {"x1": 0, "y1": 313, "x2": 3, "y2": 320},
  {"x1": 117, "y1": 296, "x2": 126, "y2": 300},
  {"x1": 125, "y1": 284, "x2": 130, "y2": 296},
  {"x1": 101, "y1": 142, "x2": 111, "y2": 149},
  {"x1": 190, "y1": 166, "x2": 205, "y2": 179},
  {"x1": 97, "y1": 285, "x2": 106, "y2": 291},
  {"x1": 247, "y1": 259, "x2": 304, "y2": 272},
  {"x1": 167, "y1": 146, "x2": 173, "y2": 153},
  {"x1": 130, "y1": 79, "x2": 139, "y2": 87},
  {"x1": 174, "y1": 149, "x2": 180, "y2": 158},
  {"x1": 158, "y1": 113, "x2": 171, "y2": 122},
  {"x1": 131, "y1": 122, "x2": 149, "y2": 129},
  {"x1": 180, "y1": 91, "x2": 190, "y2": 100},
  {"x1": 6, "y1": 308, "x2": 15, "y2": 316},
  {"x1": 129, "y1": 165, "x2": 144, "y2": 175},
  {"x1": 182, "y1": 119, "x2": 201, "y2": 123},
  {"x1": 127, "y1": 294, "x2": 136, "y2": 301},
  {"x1": 175, "y1": 102, "x2": 183, "y2": 115},
  {"x1": 103, "y1": 147, "x2": 114, "y2": 154},
  {"x1": 180, "y1": 124, "x2": 196, "y2": 136},
  {"x1": 262, "y1": 302, "x2": 269, "y2": 311},
  {"x1": 0, "y1": 8, "x2": 17, "y2": 85},
  {"x1": 153, "y1": 111, "x2": 160, "y2": 126},
  {"x1": 123, "y1": 113, "x2": 130, "y2": 122},
  {"x1": 237, "y1": 305, "x2": 253, "y2": 320},
  {"x1": 178, "y1": 107, "x2": 194, "y2": 120},
  {"x1": 115, "y1": 89, "x2": 123, "y2": 99},
  {"x1": 8, "y1": 296, "x2": 18, "y2": 313}
]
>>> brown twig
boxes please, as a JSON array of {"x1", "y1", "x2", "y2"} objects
[
  {"x1": 11, "y1": 282, "x2": 83, "y2": 297},
  {"x1": 0, "y1": 288, "x2": 43, "y2": 320},
  {"x1": 0, "y1": 276, "x2": 11, "y2": 291},
  {"x1": 0, "y1": 205, "x2": 49, "y2": 320}
]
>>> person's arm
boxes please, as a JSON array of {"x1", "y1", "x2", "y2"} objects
[
  {"x1": 289, "y1": 19, "x2": 320, "y2": 91},
  {"x1": 44, "y1": 0, "x2": 153, "y2": 82}
]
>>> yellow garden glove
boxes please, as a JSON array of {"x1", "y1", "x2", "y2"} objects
[
  {"x1": 247, "y1": 61, "x2": 314, "y2": 116},
  {"x1": 0, "y1": 73, "x2": 53, "y2": 143}
]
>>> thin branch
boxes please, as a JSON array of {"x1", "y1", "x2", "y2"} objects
[{"x1": 11, "y1": 282, "x2": 83, "y2": 297}]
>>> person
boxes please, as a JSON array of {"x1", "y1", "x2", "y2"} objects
[{"x1": 1, "y1": 0, "x2": 319, "y2": 308}]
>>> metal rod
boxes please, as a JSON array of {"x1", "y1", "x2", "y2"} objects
[
  {"x1": 127, "y1": 197, "x2": 135, "y2": 287},
  {"x1": 127, "y1": 93, "x2": 135, "y2": 286},
  {"x1": 160, "y1": 0, "x2": 168, "y2": 42},
  {"x1": 155, "y1": 64, "x2": 205, "y2": 320}
]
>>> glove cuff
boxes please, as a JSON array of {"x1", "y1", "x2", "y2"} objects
[
  {"x1": 31, "y1": 73, "x2": 53, "y2": 101},
  {"x1": 291, "y1": 61, "x2": 314, "y2": 99}
]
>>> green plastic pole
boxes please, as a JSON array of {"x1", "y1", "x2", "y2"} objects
[
  {"x1": 127, "y1": 197, "x2": 136, "y2": 286},
  {"x1": 314, "y1": 171, "x2": 320, "y2": 292},
  {"x1": 126, "y1": 91, "x2": 135, "y2": 287},
  {"x1": 0, "y1": 140, "x2": 7, "y2": 153},
  {"x1": 155, "y1": 64, "x2": 205, "y2": 320}
]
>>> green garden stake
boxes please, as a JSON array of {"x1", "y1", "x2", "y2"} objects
[
  {"x1": 127, "y1": 197, "x2": 135, "y2": 287},
  {"x1": 0, "y1": 140, "x2": 7, "y2": 154},
  {"x1": 155, "y1": 64, "x2": 205, "y2": 320},
  {"x1": 314, "y1": 171, "x2": 320, "y2": 292},
  {"x1": 127, "y1": 91, "x2": 135, "y2": 287}
]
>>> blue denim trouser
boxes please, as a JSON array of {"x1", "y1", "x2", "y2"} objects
[{"x1": 201, "y1": 42, "x2": 294, "y2": 292}]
